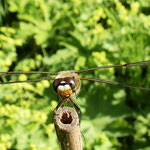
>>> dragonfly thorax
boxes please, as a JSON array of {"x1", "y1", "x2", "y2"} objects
[{"x1": 53, "y1": 71, "x2": 81, "y2": 98}]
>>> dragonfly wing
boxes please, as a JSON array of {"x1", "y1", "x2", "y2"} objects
[
  {"x1": 80, "y1": 78, "x2": 150, "y2": 91},
  {"x1": 0, "y1": 71, "x2": 58, "y2": 76},
  {"x1": 0, "y1": 77, "x2": 54, "y2": 84},
  {"x1": 76, "y1": 60, "x2": 150, "y2": 73}
]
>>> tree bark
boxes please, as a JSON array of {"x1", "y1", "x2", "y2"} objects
[{"x1": 54, "y1": 107, "x2": 82, "y2": 150}]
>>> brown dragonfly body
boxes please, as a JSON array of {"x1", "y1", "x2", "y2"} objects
[
  {"x1": 53, "y1": 71, "x2": 81, "y2": 116},
  {"x1": 0, "y1": 60, "x2": 150, "y2": 116}
]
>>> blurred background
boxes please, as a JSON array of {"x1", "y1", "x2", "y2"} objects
[{"x1": 0, "y1": 0, "x2": 150, "y2": 149}]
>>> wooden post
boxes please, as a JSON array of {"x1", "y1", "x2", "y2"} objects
[{"x1": 54, "y1": 107, "x2": 82, "y2": 150}]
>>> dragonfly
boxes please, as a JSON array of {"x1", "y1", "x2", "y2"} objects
[{"x1": 0, "y1": 60, "x2": 150, "y2": 117}]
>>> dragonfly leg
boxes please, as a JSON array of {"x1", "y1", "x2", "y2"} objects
[
  {"x1": 53, "y1": 98, "x2": 67, "y2": 114},
  {"x1": 69, "y1": 98, "x2": 81, "y2": 118}
]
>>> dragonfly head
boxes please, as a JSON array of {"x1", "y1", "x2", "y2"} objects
[
  {"x1": 53, "y1": 71, "x2": 81, "y2": 98},
  {"x1": 53, "y1": 77, "x2": 76, "y2": 98}
]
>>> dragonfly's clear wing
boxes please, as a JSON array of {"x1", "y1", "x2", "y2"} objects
[
  {"x1": 81, "y1": 78, "x2": 150, "y2": 91},
  {"x1": 76, "y1": 60, "x2": 150, "y2": 73},
  {"x1": 0, "y1": 77, "x2": 54, "y2": 84},
  {"x1": 0, "y1": 71, "x2": 58, "y2": 76}
]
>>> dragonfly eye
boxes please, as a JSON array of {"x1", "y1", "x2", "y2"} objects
[
  {"x1": 53, "y1": 77, "x2": 76, "y2": 93},
  {"x1": 64, "y1": 77, "x2": 76, "y2": 90},
  {"x1": 53, "y1": 78, "x2": 63, "y2": 92},
  {"x1": 69, "y1": 80, "x2": 76, "y2": 90}
]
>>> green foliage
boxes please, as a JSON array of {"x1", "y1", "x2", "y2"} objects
[{"x1": 0, "y1": 0, "x2": 150, "y2": 149}]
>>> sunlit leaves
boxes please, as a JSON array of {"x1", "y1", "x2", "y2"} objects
[{"x1": 0, "y1": 0, "x2": 150, "y2": 149}]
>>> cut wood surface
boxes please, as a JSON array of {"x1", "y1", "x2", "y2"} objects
[{"x1": 54, "y1": 107, "x2": 82, "y2": 150}]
